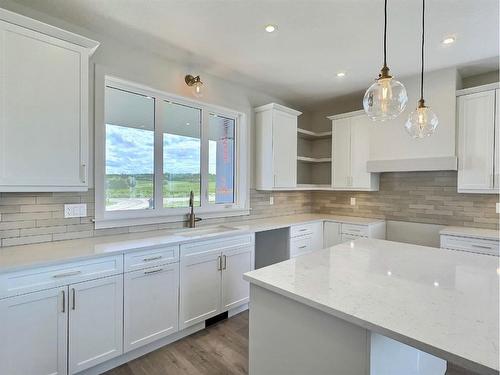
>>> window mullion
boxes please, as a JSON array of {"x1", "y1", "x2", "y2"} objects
[
  {"x1": 154, "y1": 97, "x2": 164, "y2": 212},
  {"x1": 200, "y1": 108, "x2": 209, "y2": 208}
]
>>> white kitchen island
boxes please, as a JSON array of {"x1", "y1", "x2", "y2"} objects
[{"x1": 243, "y1": 239, "x2": 499, "y2": 375}]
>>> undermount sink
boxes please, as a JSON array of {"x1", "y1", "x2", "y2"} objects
[{"x1": 174, "y1": 225, "x2": 239, "y2": 238}]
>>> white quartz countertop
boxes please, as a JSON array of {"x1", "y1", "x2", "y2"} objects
[
  {"x1": 0, "y1": 214, "x2": 383, "y2": 273},
  {"x1": 244, "y1": 239, "x2": 500, "y2": 375},
  {"x1": 440, "y1": 226, "x2": 499, "y2": 241}
]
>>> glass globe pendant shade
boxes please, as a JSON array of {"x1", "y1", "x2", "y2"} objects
[
  {"x1": 404, "y1": 100, "x2": 438, "y2": 138},
  {"x1": 363, "y1": 75, "x2": 408, "y2": 121}
]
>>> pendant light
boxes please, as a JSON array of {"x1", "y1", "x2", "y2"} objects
[
  {"x1": 363, "y1": 0, "x2": 408, "y2": 121},
  {"x1": 404, "y1": 0, "x2": 438, "y2": 138}
]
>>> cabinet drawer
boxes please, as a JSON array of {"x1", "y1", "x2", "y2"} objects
[
  {"x1": 341, "y1": 223, "x2": 368, "y2": 237},
  {"x1": 180, "y1": 234, "x2": 254, "y2": 258},
  {"x1": 440, "y1": 235, "x2": 499, "y2": 256},
  {"x1": 290, "y1": 235, "x2": 314, "y2": 258},
  {"x1": 341, "y1": 233, "x2": 365, "y2": 242},
  {"x1": 124, "y1": 246, "x2": 179, "y2": 272},
  {"x1": 290, "y1": 222, "x2": 323, "y2": 238},
  {"x1": 0, "y1": 255, "x2": 123, "y2": 299}
]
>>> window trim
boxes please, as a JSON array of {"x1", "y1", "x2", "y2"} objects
[{"x1": 94, "y1": 72, "x2": 249, "y2": 229}]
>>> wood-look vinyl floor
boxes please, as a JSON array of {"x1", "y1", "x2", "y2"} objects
[
  {"x1": 104, "y1": 310, "x2": 478, "y2": 375},
  {"x1": 104, "y1": 311, "x2": 248, "y2": 375}
]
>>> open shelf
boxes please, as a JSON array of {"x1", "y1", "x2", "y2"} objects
[
  {"x1": 297, "y1": 156, "x2": 332, "y2": 163},
  {"x1": 297, "y1": 128, "x2": 332, "y2": 140}
]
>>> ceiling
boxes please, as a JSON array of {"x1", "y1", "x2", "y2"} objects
[{"x1": 10, "y1": 0, "x2": 500, "y2": 107}]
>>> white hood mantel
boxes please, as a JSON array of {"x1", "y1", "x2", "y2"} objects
[{"x1": 366, "y1": 156, "x2": 458, "y2": 173}]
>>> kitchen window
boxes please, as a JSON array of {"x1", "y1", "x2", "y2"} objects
[{"x1": 95, "y1": 75, "x2": 248, "y2": 228}]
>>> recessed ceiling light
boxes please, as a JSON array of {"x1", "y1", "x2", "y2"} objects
[
  {"x1": 265, "y1": 24, "x2": 277, "y2": 33},
  {"x1": 442, "y1": 36, "x2": 455, "y2": 45},
  {"x1": 336, "y1": 72, "x2": 346, "y2": 77}
]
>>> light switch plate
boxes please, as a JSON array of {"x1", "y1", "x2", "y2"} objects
[
  {"x1": 269, "y1": 196, "x2": 274, "y2": 205},
  {"x1": 350, "y1": 197, "x2": 356, "y2": 206},
  {"x1": 496, "y1": 203, "x2": 500, "y2": 214},
  {"x1": 64, "y1": 204, "x2": 87, "y2": 218}
]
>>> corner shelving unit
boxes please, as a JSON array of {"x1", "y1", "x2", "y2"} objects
[{"x1": 296, "y1": 127, "x2": 332, "y2": 187}]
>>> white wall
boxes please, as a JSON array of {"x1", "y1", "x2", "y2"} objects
[{"x1": 0, "y1": 0, "x2": 293, "y2": 190}]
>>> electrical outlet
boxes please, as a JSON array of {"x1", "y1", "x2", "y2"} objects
[
  {"x1": 64, "y1": 204, "x2": 87, "y2": 218},
  {"x1": 269, "y1": 196, "x2": 274, "y2": 205},
  {"x1": 350, "y1": 197, "x2": 356, "y2": 206},
  {"x1": 496, "y1": 203, "x2": 500, "y2": 214}
]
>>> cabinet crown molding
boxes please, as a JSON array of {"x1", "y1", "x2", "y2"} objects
[
  {"x1": 0, "y1": 7, "x2": 99, "y2": 54},
  {"x1": 254, "y1": 103, "x2": 302, "y2": 116}
]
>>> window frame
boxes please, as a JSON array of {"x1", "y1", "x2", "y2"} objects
[{"x1": 94, "y1": 74, "x2": 249, "y2": 229}]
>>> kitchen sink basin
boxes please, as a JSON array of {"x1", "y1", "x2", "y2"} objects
[{"x1": 174, "y1": 225, "x2": 239, "y2": 238}]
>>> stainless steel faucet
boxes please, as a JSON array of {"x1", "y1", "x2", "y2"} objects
[{"x1": 187, "y1": 190, "x2": 201, "y2": 228}]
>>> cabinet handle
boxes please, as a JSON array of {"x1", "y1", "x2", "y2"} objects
[
  {"x1": 222, "y1": 255, "x2": 227, "y2": 270},
  {"x1": 490, "y1": 174, "x2": 494, "y2": 188},
  {"x1": 217, "y1": 256, "x2": 222, "y2": 271},
  {"x1": 144, "y1": 268, "x2": 163, "y2": 275},
  {"x1": 71, "y1": 288, "x2": 76, "y2": 310},
  {"x1": 62, "y1": 290, "x2": 66, "y2": 313},
  {"x1": 471, "y1": 244, "x2": 492, "y2": 250},
  {"x1": 143, "y1": 255, "x2": 162, "y2": 262},
  {"x1": 80, "y1": 163, "x2": 87, "y2": 184},
  {"x1": 53, "y1": 270, "x2": 82, "y2": 278}
]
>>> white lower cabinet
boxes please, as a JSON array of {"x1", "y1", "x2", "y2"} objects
[
  {"x1": 180, "y1": 235, "x2": 255, "y2": 329},
  {"x1": 180, "y1": 247, "x2": 222, "y2": 329},
  {"x1": 221, "y1": 246, "x2": 253, "y2": 311},
  {"x1": 124, "y1": 264, "x2": 179, "y2": 352},
  {"x1": 68, "y1": 275, "x2": 123, "y2": 374},
  {"x1": 289, "y1": 222, "x2": 324, "y2": 258},
  {"x1": 323, "y1": 222, "x2": 342, "y2": 247},
  {"x1": 0, "y1": 287, "x2": 68, "y2": 375}
]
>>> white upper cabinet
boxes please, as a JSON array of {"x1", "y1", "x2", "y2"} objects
[
  {"x1": 255, "y1": 103, "x2": 302, "y2": 190},
  {"x1": 0, "y1": 9, "x2": 99, "y2": 192},
  {"x1": 494, "y1": 89, "x2": 499, "y2": 190},
  {"x1": 457, "y1": 87, "x2": 498, "y2": 193},
  {"x1": 329, "y1": 111, "x2": 379, "y2": 191}
]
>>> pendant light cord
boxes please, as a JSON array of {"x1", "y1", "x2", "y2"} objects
[
  {"x1": 383, "y1": 0, "x2": 388, "y2": 68},
  {"x1": 420, "y1": 0, "x2": 425, "y2": 102}
]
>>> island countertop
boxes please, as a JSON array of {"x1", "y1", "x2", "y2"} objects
[{"x1": 243, "y1": 238, "x2": 500, "y2": 374}]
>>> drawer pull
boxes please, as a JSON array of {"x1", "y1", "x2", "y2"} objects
[
  {"x1": 471, "y1": 244, "x2": 493, "y2": 250},
  {"x1": 62, "y1": 290, "x2": 66, "y2": 313},
  {"x1": 299, "y1": 229, "x2": 308, "y2": 232},
  {"x1": 143, "y1": 255, "x2": 162, "y2": 262},
  {"x1": 144, "y1": 268, "x2": 163, "y2": 275},
  {"x1": 298, "y1": 245, "x2": 307, "y2": 249},
  {"x1": 52, "y1": 270, "x2": 82, "y2": 278}
]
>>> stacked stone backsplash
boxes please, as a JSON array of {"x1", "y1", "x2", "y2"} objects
[
  {"x1": 314, "y1": 171, "x2": 499, "y2": 230},
  {"x1": 0, "y1": 171, "x2": 497, "y2": 247},
  {"x1": 0, "y1": 189, "x2": 312, "y2": 247}
]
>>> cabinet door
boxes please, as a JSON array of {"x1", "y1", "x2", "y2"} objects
[
  {"x1": 0, "y1": 21, "x2": 87, "y2": 190},
  {"x1": 324, "y1": 222, "x2": 342, "y2": 247},
  {"x1": 457, "y1": 90, "x2": 496, "y2": 191},
  {"x1": 0, "y1": 287, "x2": 67, "y2": 375},
  {"x1": 124, "y1": 264, "x2": 179, "y2": 352},
  {"x1": 180, "y1": 249, "x2": 222, "y2": 329},
  {"x1": 350, "y1": 115, "x2": 372, "y2": 189},
  {"x1": 69, "y1": 275, "x2": 123, "y2": 374},
  {"x1": 221, "y1": 245, "x2": 254, "y2": 311},
  {"x1": 272, "y1": 110, "x2": 297, "y2": 188},
  {"x1": 494, "y1": 89, "x2": 499, "y2": 190},
  {"x1": 332, "y1": 118, "x2": 351, "y2": 188}
]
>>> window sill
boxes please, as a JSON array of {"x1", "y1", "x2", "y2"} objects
[{"x1": 94, "y1": 209, "x2": 251, "y2": 230}]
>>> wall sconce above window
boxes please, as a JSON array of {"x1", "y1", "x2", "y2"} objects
[{"x1": 185, "y1": 74, "x2": 203, "y2": 98}]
